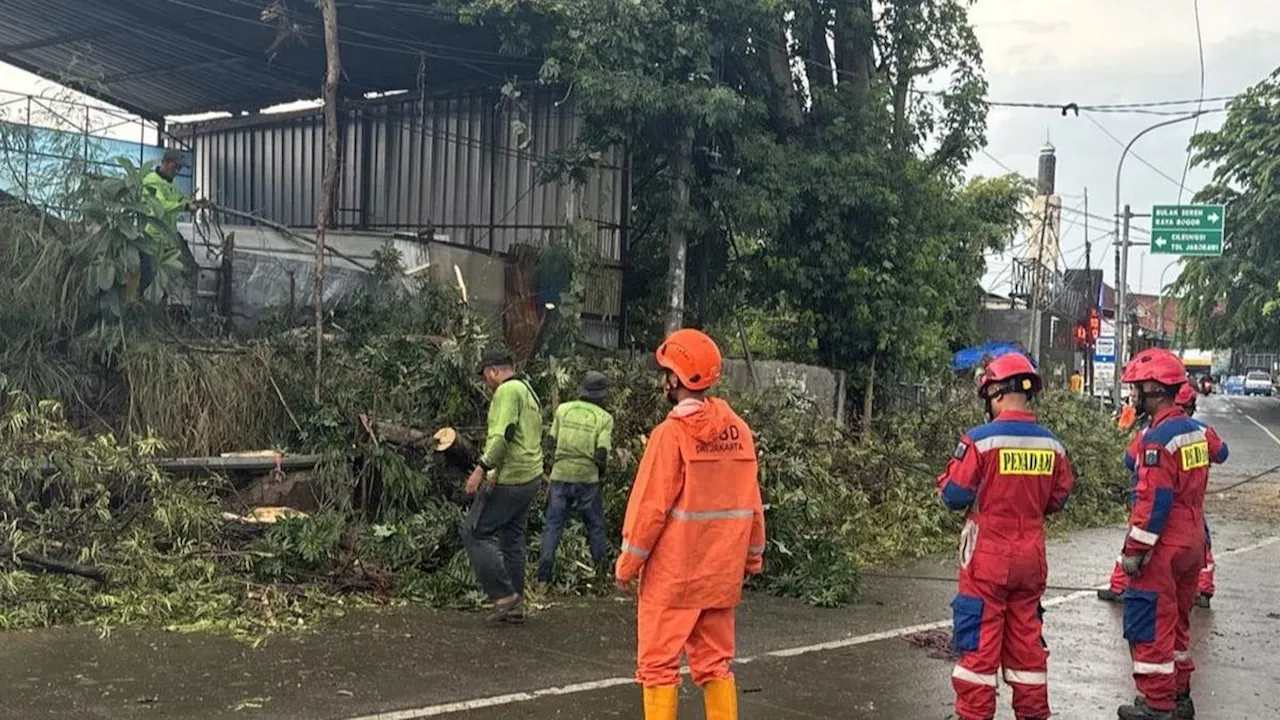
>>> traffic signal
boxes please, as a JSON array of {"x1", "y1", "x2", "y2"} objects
[
  {"x1": 1073, "y1": 323, "x2": 1089, "y2": 349},
  {"x1": 1088, "y1": 307, "x2": 1101, "y2": 341}
]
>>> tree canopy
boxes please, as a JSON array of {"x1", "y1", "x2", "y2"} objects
[
  {"x1": 1172, "y1": 70, "x2": 1280, "y2": 349},
  {"x1": 459, "y1": 0, "x2": 1029, "y2": 381}
]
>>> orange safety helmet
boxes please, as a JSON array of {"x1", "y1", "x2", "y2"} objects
[{"x1": 655, "y1": 328, "x2": 722, "y2": 391}]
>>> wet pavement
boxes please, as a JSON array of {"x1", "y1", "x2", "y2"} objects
[{"x1": 5, "y1": 395, "x2": 1280, "y2": 720}]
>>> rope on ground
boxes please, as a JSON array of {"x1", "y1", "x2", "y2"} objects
[{"x1": 1212, "y1": 463, "x2": 1280, "y2": 495}]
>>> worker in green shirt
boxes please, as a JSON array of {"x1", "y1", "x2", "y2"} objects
[
  {"x1": 130, "y1": 148, "x2": 200, "y2": 302},
  {"x1": 537, "y1": 371, "x2": 614, "y2": 584},
  {"x1": 463, "y1": 347, "x2": 544, "y2": 624}
]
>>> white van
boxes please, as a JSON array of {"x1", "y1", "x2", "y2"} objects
[{"x1": 1244, "y1": 370, "x2": 1274, "y2": 396}]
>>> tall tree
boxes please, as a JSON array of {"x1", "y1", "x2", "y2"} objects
[
  {"x1": 461, "y1": 0, "x2": 1024, "y2": 393},
  {"x1": 314, "y1": 0, "x2": 341, "y2": 402},
  {"x1": 1171, "y1": 70, "x2": 1280, "y2": 349}
]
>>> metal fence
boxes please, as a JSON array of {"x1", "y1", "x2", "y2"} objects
[
  {"x1": 0, "y1": 89, "x2": 192, "y2": 213},
  {"x1": 174, "y1": 88, "x2": 625, "y2": 265}
]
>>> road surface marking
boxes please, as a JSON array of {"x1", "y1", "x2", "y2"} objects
[
  {"x1": 1241, "y1": 412, "x2": 1280, "y2": 447},
  {"x1": 343, "y1": 535, "x2": 1280, "y2": 719}
]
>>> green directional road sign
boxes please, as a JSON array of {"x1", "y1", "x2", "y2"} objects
[{"x1": 1150, "y1": 204, "x2": 1225, "y2": 256}]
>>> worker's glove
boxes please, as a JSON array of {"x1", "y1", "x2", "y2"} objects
[{"x1": 1121, "y1": 552, "x2": 1150, "y2": 577}]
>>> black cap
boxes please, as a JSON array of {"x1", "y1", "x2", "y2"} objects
[
  {"x1": 579, "y1": 371, "x2": 609, "y2": 401},
  {"x1": 478, "y1": 346, "x2": 514, "y2": 374},
  {"x1": 161, "y1": 148, "x2": 185, "y2": 166}
]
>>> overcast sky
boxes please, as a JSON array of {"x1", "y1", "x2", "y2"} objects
[
  {"x1": 3, "y1": 0, "x2": 1279, "y2": 298},
  {"x1": 970, "y1": 0, "x2": 1280, "y2": 297}
]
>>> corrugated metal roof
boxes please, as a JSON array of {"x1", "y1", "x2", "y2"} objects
[{"x1": 0, "y1": 0, "x2": 535, "y2": 119}]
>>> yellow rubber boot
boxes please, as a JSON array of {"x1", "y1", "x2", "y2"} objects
[
  {"x1": 703, "y1": 677, "x2": 738, "y2": 720},
  {"x1": 643, "y1": 685, "x2": 679, "y2": 720}
]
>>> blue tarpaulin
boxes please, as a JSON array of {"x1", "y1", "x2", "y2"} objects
[{"x1": 951, "y1": 342, "x2": 1037, "y2": 372}]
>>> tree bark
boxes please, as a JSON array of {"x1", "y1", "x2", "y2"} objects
[
  {"x1": 314, "y1": 0, "x2": 342, "y2": 404},
  {"x1": 765, "y1": 31, "x2": 803, "y2": 129},
  {"x1": 664, "y1": 127, "x2": 694, "y2": 335},
  {"x1": 861, "y1": 353, "x2": 876, "y2": 438},
  {"x1": 1, "y1": 544, "x2": 107, "y2": 583},
  {"x1": 833, "y1": 0, "x2": 875, "y2": 103}
]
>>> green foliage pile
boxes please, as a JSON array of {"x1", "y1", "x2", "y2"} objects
[
  {"x1": 1, "y1": 274, "x2": 1133, "y2": 631},
  {"x1": 0, "y1": 386, "x2": 340, "y2": 639}
]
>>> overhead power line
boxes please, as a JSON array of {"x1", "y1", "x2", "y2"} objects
[
  {"x1": 1179, "y1": 0, "x2": 1207, "y2": 204},
  {"x1": 1083, "y1": 114, "x2": 1196, "y2": 196}
]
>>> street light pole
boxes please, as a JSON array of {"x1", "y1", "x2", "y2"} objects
[
  {"x1": 1112, "y1": 111, "x2": 1206, "y2": 406},
  {"x1": 1157, "y1": 261, "x2": 1180, "y2": 344}
]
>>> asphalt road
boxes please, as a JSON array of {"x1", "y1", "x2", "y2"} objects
[{"x1": 5, "y1": 394, "x2": 1279, "y2": 720}]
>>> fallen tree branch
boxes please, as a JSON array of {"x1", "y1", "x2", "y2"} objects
[
  {"x1": 211, "y1": 204, "x2": 374, "y2": 273},
  {"x1": 359, "y1": 415, "x2": 433, "y2": 447},
  {"x1": 1, "y1": 544, "x2": 108, "y2": 583}
]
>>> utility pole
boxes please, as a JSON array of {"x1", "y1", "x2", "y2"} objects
[
  {"x1": 1084, "y1": 187, "x2": 1094, "y2": 396},
  {"x1": 1027, "y1": 142, "x2": 1057, "y2": 362},
  {"x1": 1028, "y1": 205, "x2": 1051, "y2": 360},
  {"x1": 1115, "y1": 203, "x2": 1133, "y2": 404}
]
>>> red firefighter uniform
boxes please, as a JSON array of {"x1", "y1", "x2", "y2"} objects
[
  {"x1": 1107, "y1": 396, "x2": 1225, "y2": 599},
  {"x1": 939, "y1": 410, "x2": 1075, "y2": 720},
  {"x1": 1122, "y1": 405, "x2": 1213, "y2": 712}
]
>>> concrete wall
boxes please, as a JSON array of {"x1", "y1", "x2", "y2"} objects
[
  {"x1": 720, "y1": 358, "x2": 845, "y2": 420},
  {"x1": 180, "y1": 222, "x2": 620, "y2": 346}
]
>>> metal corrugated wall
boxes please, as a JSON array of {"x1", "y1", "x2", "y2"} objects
[{"x1": 181, "y1": 89, "x2": 623, "y2": 263}]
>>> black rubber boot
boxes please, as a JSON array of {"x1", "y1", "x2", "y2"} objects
[
  {"x1": 1195, "y1": 594, "x2": 1211, "y2": 609},
  {"x1": 1097, "y1": 588, "x2": 1123, "y2": 602},
  {"x1": 1174, "y1": 692, "x2": 1196, "y2": 719},
  {"x1": 1118, "y1": 697, "x2": 1174, "y2": 720}
]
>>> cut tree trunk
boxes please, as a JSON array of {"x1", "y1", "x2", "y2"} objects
[
  {"x1": 433, "y1": 427, "x2": 479, "y2": 471},
  {"x1": 359, "y1": 414, "x2": 432, "y2": 447}
]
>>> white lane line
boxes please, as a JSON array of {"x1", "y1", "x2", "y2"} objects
[
  {"x1": 344, "y1": 679, "x2": 638, "y2": 719},
  {"x1": 345, "y1": 535, "x2": 1280, "y2": 720},
  {"x1": 1241, "y1": 412, "x2": 1280, "y2": 447}
]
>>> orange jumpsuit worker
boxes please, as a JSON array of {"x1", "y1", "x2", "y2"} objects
[{"x1": 615, "y1": 328, "x2": 766, "y2": 720}]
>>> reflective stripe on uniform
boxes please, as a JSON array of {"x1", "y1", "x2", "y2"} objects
[
  {"x1": 748, "y1": 545, "x2": 765, "y2": 556},
  {"x1": 951, "y1": 666, "x2": 998, "y2": 687},
  {"x1": 622, "y1": 542, "x2": 650, "y2": 558},
  {"x1": 1003, "y1": 669, "x2": 1048, "y2": 685},
  {"x1": 669, "y1": 508, "x2": 754, "y2": 521},
  {"x1": 972, "y1": 435, "x2": 1066, "y2": 454},
  {"x1": 1174, "y1": 651, "x2": 1193, "y2": 662},
  {"x1": 1129, "y1": 526, "x2": 1160, "y2": 545},
  {"x1": 1134, "y1": 661, "x2": 1175, "y2": 675},
  {"x1": 1163, "y1": 429, "x2": 1207, "y2": 453}
]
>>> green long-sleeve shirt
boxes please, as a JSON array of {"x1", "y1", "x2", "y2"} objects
[
  {"x1": 549, "y1": 400, "x2": 614, "y2": 483},
  {"x1": 478, "y1": 375, "x2": 544, "y2": 485},
  {"x1": 142, "y1": 170, "x2": 187, "y2": 246}
]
